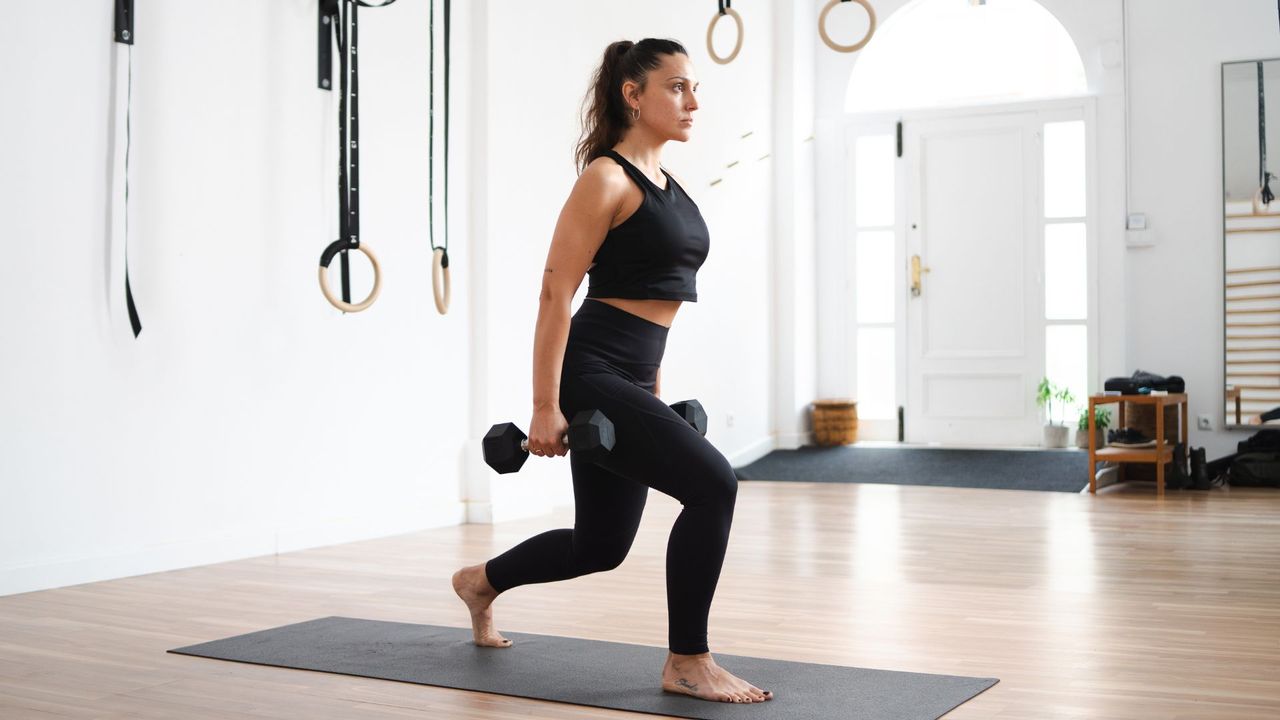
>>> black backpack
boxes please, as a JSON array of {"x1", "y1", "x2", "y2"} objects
[{"x1": 1228, "y1": 452, "x2": 1280, "y2": 488}]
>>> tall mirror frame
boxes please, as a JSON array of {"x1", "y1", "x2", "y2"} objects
[{"x1": 1224, "y1": 57, "x2": 1280, "y2": 430}]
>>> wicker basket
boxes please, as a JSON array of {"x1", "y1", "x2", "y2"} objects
[{"x1": 812, "y1": 399, "x2": 858, "y2": 446}]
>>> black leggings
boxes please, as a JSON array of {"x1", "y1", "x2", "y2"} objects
[{"x1": 483, "y1": 299, "x2": 738, "y2": 655}]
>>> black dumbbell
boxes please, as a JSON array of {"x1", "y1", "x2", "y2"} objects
[
  {"x1": 483, "y1": 409, "x2": 616, "y2": 474},
  {"x1": 670, "y1": 399, "x2": 708, "y2": 436}
]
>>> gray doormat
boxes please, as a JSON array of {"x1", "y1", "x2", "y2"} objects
[
  {"x1": 735, "y1": 446, "x2": 1088, "y2": 493},
  {"x1": 170, "y1": 617, "x2": 997, "y2": 719}
]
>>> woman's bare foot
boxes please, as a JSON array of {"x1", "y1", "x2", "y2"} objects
[
  {"x1": 661, "y1": 651, "x2": 773, "y2": 703},
  {"x1": 451, "y1": 563, "x2": 512, "y2": 648}
]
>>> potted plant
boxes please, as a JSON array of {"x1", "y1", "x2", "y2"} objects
[
  {"x1": 1075, "y1": 407, "x2": 1111, "y2": 449},
  {"x1": 1036, "y1": 377, "x2": 1076, "y2": 448}
]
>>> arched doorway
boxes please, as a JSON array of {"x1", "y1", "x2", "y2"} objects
[{"x1": 841, "y1": 0, "x2": 1096, "y2": 446}]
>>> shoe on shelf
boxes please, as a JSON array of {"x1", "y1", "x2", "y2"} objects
[{"x1": 1107, "y1": 427, "x2": 1157, "y2": 448}]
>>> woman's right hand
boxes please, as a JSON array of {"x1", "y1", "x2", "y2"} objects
[{"x1": 528, "y1": 406, "x2": 569, "y2": 457}]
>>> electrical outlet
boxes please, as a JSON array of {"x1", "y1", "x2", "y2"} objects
[
  {"x1": 725, "y1": 413, "x2": 735, "y2": 428},
  {"x1": 1197, "y1": 414, "x2": 1214, "y2": 431}
]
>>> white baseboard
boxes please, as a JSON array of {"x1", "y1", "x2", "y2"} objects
[
  {"x1": 727, "y1": 435, "x2": 780, "y2": 468},
  {"x1": 0, "y1": 501, "x2": 467, "y2": 598},
  {"x1": 772, "y1": 431, "x2": 812, "y2": 450}
]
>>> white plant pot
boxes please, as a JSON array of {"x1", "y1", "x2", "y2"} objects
[{"x1": 1042, "y1": 424, "x2": 1070, "y2": 448}]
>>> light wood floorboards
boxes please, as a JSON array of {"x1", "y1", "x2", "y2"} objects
[{"x1": 1, "y1": 480, "x2": 1278, "y2": 719}]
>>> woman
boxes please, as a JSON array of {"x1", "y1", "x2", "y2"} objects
[{"x1": 452, "y1": 38, "x2": 771, "y2": 704}]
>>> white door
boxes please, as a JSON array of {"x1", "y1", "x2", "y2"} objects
[{"x1": 904, "y1": 112, "x2": 1043, "y2": 446}]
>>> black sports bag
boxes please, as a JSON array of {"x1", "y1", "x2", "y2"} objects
[
  {"x1": 1228, "y1": 452, "x2": 1280, "y2": 488},
  {"x1": 1103, "y1": 369, "x2": 1185, "y2": 394}
]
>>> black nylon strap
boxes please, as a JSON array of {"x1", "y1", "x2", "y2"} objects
[
  {"x1": 318, "y1": 0, "x2": 396, "y2": 304},
  {"x1": 1261, "y1": 62, "x2": 1268, "y2": 188},
  {"x1": 430, "y1": 0, "x2": 451, "y2": 268},
  {"x1": 444, "y1": 0, "x2": 450, "y2": 267},
  {"x1": 119, "y1": 28, "x2": 142, "y2": 337},
  {"x1": 333, "y1": 1, "x2": 361, "y2": 303},
  {"x1": 348, "y1": 1, "x2": 361, "y2": 247},
  {"x1": 429, "y1": 0, "x2": 436, "y2": 255},
  {"x1": 1261, "y1": 62, "x2": 1275, "y2": 206}
]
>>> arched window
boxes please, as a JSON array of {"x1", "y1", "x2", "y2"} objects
[{"x1": 844, "y1": 0, "x2": 1087, "y2": 113}]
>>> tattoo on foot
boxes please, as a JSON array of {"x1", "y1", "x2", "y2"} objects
[{"x1": 676, "y1": 678, "x2": 698, "y2": 692}]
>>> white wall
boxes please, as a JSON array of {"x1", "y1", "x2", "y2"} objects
[
  {"x1": 1126, "y1": 0, "x2": 1280, "y2": 455},
  {"x1": 1, "y1": 0, "x2": 474, "y2": 597},
  {"x1": 771, "y1": 0, "x2": 821, "y2": 451},
  {"x1": 1, "y1": 0, "x2": 788, "y2": 595}
]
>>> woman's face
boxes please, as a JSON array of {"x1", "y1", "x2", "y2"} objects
[{"x1": 627, "y1": 53, "x2": 700, "y2": 141}]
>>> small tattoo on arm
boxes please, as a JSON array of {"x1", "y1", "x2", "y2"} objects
[{"x1": 545, "y1": 268, "x2": 554, "y2": 273}]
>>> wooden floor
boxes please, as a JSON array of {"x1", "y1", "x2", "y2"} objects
[{"x1": 2, "y1": 479, "x2": 1278, "y2": 719}]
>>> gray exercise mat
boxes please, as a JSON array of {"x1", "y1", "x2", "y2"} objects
[{"x1": 170, "y1": 616, "x2": 997, "y2": 719}]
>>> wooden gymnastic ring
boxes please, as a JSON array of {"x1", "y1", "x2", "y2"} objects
[
  {"x1": 432, "y1": 247, "x2": 451, "y2": 315},
  {"x1": 819, "y1": 0, "x2": 877, "y2": 54},
  {"x1": 706, "y1": 7, "x2": 744, "y2": 65},
  {"x1": 318, "y1": 243, "x2": 383, "y2": 313}
]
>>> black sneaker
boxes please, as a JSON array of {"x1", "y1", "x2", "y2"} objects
[{"x1": 1108, "y1": 427, "x2": 1156, "y2": 448}]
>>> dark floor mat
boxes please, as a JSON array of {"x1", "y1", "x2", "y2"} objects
[
  {"x1": 170, "y1": 616, "x2": 998, "y2": 720},
  {"x1": 735, "y1": 446, "x2": 1089, "y2": 493}
]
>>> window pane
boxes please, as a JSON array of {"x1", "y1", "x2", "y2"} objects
[
  {"x1": 1044, "y1": 120, "x2": 1085, "y2": 218},
  {"x1": 855, "y1": 135, "x2": 895, "y2": 227},
  {"x1": 857, "y1": 328, "x2": 896, "y2": 419},
  {"x1": 1045, "y1": 222, "x2": 1086, "y2": 320},
  {"x1": 1046, "y1": 324, "x2": 1087, "y2": 424},
  {"x1": 856, "y1": 230, "x2": 895, "y2": 323}
]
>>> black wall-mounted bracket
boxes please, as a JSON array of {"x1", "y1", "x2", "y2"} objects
[
  {"x1": 318, "y1": 0, "x2": 339, "y2": 90},
  {"x1": 114, "y1": 0, "x2": 134, "y2": 44}
]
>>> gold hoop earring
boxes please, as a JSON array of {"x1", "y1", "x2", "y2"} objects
[{"x1": 632, "y1": 107, "x2": 639, "y2": 121}]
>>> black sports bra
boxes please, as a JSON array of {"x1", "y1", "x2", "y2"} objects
[{"x1": 585, "y1": 149, "x2": 710, "y2": 302}]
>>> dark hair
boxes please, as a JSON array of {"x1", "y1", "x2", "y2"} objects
[{"x1": 575, "y1": 38, "x2": 688, "y2": 174}]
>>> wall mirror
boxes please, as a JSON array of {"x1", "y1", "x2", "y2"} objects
[{"x1": 1224, "y1": 58, "x2": 1280, "y2": 429}]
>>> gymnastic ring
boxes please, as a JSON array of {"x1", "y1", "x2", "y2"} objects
[
  {"x1": 706, "y1": 7, "x2": 744, "y2": 65},
  {"x1": 431, "y1": 247, "x2": 451, "y2": 315},
  {"x1": 818, "y1": 0, "x2": 877, "y2": 54},
  {"x1": 318, "y1": 239, "x2": 383, "y2": 313}
]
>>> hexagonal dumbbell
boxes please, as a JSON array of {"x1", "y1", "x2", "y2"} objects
[
  {"x1": 669, "y1": 399, "x2": 708, "y2": 436},
  {"x1": 482, "y1": 409, "x2": 616, "y2": 474}
]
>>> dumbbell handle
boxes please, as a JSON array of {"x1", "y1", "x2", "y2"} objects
[{"x1": 519, "y1": 436, "x2": 568, "y2": 453}]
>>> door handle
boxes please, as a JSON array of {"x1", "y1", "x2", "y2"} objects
[{"x1": 911, "y1": 255, "x2": 931, "y2": 297}]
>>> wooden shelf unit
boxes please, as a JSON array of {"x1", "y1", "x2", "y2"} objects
[{"x1": 1087, "y1": 393, "x2": 1188, "y2": 497}]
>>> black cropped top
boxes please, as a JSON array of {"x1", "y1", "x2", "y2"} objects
[{"x1": 585, "y1": 149, "x2": 710, "y2": 302}]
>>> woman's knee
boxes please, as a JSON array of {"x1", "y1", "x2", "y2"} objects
[
  {"x1": 682, "y1": 453, "x2": 738, "y2": 506},
  {"x1": 574, "y1": 535, "x2": 634, "y2": 573}
]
